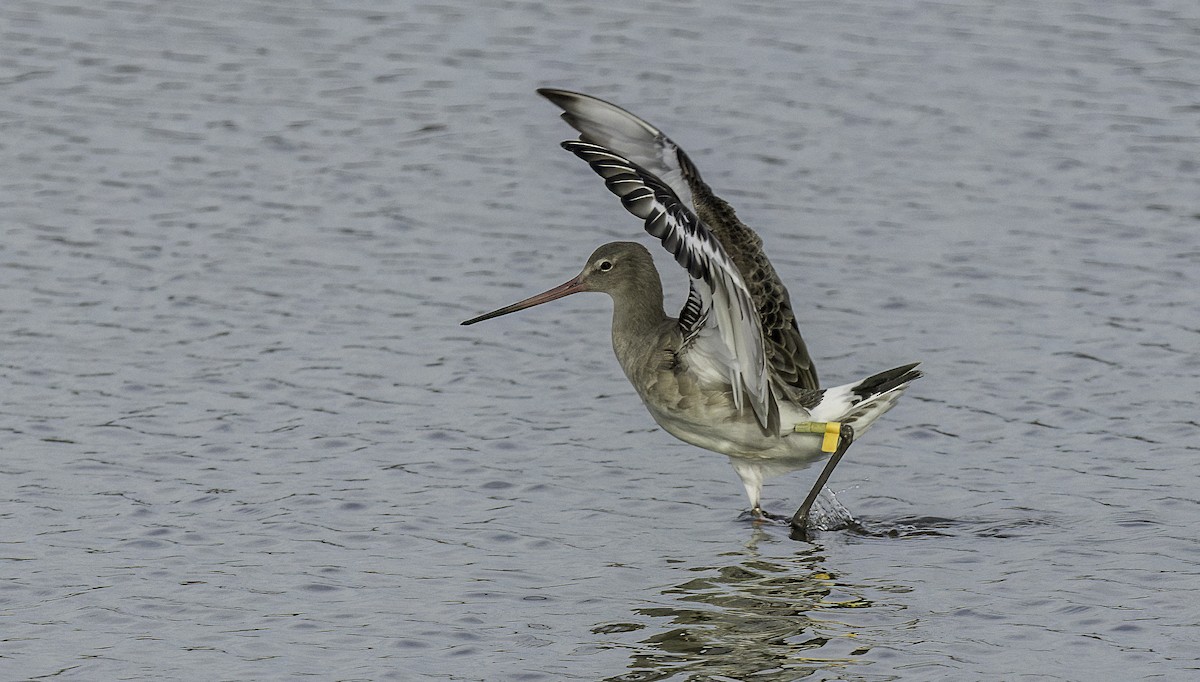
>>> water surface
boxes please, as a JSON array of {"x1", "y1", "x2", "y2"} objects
[{"x1": 2, "y1": 0, "x2": 1198, "y2": 679}]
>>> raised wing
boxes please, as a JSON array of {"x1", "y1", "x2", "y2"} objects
[
  {"x1": 538, "y1": 88, "x2": 695, "y2": 210},
  {"x1": 562, "y1": 140, "x2": 779, "y2": 432},
  {"x1": 539, "y1": 88, "x2": 818, "y2": 393}
]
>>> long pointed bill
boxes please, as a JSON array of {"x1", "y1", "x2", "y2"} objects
[{"x1": 461, "y1": 276, "x2": 586, "y2": 325}]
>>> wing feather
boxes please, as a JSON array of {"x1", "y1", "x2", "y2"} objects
[
  {"x1": 539, "y1": 88, "x2": 818, "y2": 393},
  {"x1": 562, "y1": 141, "x2": 778, "y2": 431}
]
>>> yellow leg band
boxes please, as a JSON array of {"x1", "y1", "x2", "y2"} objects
[
  {"x1": 821, "y1": 422, "x2": 841, "y2": 453},
  {"x1": 793, "y1": 421, "x2": 843, "y2": 453}
]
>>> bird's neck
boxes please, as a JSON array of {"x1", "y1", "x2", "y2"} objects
[{"x1": 609, "y1": 280, "x2": 669, "y2": 371}]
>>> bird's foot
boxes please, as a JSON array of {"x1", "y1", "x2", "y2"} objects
[{"x1": 743, "y1": 507, "x2": 789, "y2": 524}]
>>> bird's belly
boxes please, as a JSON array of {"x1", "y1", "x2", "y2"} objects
[
  {"x1": 644, "y1": 401, "x2": 826, "y2": 465},
  {"x1": 630, "y1": 363, "x2": 826, "y2": 463}
]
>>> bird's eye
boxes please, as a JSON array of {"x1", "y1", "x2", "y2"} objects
[{"x1": 598, "y1": 260, "x2": 613, "y2": 272}]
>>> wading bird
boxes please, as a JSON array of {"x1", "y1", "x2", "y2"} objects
[{"x1": 463, "y1": 89, "x2": 921, "y2": 536}]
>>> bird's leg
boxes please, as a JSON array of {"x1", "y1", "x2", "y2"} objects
[
  {"x1": 731, "y1": 461, "x2": 769, "y2": 521},
  {"x1": 791, "y1": 423, "x2": 855, "y2": 539}
]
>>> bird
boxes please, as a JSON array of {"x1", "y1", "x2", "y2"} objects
[{"x1": 463, "y1": 89, "x2": 921, "y2": 534}]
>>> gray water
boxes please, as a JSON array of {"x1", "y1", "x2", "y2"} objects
[{"x1": 2, "y1": 0, "x2": 1198, "y2": 679}]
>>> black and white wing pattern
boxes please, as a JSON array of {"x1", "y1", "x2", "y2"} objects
[
  {"x1": 561, "y1": 140, "x2": 780, "y2": 432},
  {"x1": 538, "y1": 88, "x2": 696, "y2": 211},
  {"x1": 539, "y1": 88, "x2": 819, "y2": 394}
]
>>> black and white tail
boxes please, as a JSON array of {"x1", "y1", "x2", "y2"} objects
[{"x1": 805, "y1": 363, "x2": 923, "y2": 435}]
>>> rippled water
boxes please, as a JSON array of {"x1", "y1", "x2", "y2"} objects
[{"x1": 2, "y1": 0, "x2": 1198, "y2": 679}]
